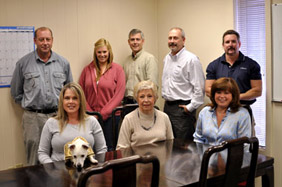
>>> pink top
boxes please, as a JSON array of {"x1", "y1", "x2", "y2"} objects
[{"x1": 79, "y1": 61, "x2": 125, "y2": 120}]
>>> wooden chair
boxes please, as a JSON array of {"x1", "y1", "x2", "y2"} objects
[
  {"x1": 86, "y1": 111, "x2": 104, "y2": 132},
  {"x1": 77, "y1": 154, "x2": 160, "y2": 187},
  {"x1": 198, "y1": 137, "x2": 259, "y2": 187}
]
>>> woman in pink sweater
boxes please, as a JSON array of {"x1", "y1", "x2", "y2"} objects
[{"x1": 79, "y1": 38, "x2": 125, "y2": 151}]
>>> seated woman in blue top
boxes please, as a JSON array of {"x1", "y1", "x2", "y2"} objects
[{"x1": 193, "y1": 77, "x2": 251, "y2": 145}]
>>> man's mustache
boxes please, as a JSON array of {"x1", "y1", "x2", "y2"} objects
[
  {"x1": 169, "y1": 43, "x2": 177, "y2": 47},
  {"x1": 228, "y1": 47, "x2": 235, "y2": 51}
]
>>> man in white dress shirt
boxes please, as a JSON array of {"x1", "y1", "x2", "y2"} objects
[{"x1": 162, "y1": 27, "x2": 205, "y2": 140}]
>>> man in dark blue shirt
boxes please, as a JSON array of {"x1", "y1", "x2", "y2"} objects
[{"x1": 205, "y1": 30, "x2": 262, "y2": 135}]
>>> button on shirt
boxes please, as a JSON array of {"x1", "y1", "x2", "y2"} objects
[
  {"x1": 123, "y1": 49, "x2": 158, "y2": 97},
  {"x1": 206, "y1": 52, "x2": 262, "y2": 105},
  {"x1": 162, "y1": 47, "x2": 205, "y2": 112},
  {"x1": 193, "y1": 106, "x2": 251, "y2": 146},
  {"x1": 10, "y1": 51, "x2": 73, "y2": 110}
]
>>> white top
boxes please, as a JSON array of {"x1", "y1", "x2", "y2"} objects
[
  {"x1": 116, "y1": 109, "x2": 174, "y2": 149},
  {"x1": 162, "y1": 47, "x2": 205, "y2": 112}
]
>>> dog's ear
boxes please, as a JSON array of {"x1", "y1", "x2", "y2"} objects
[
  {"x1": 69, "y1": 144, "x2": 76, "y2": 150},
  {"x1": 82, "y1": 143, "x2": 89, "y2": 150}
]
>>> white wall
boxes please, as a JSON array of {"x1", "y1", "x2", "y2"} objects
[
  {"x1": 156, "y1": 0, "x2": 234, "y2": 108},
  {"x1": 0, "y1": 0, "x2": 159, "y2": 169},
  {"x1": 265, "y1": 0, "x2": 282, "y2": 186}
]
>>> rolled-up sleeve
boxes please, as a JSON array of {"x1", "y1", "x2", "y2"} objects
[{"x1": 186, "y1": 57, "x2": 205, "y2": 112}]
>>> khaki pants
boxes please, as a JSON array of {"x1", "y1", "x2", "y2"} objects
[{"x1": 22, "y1": 110, "x2": 56, "y2": 166}]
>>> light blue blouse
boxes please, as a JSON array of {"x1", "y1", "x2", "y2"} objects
[{"x1": 193, "y1": 106, "x2": 251, "y2": 145}]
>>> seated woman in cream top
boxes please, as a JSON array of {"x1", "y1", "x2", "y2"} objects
[{"x1": 116, "y1": 80, "x2": 174, "y2": 149}]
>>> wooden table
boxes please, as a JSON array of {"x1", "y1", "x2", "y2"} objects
[{"x1": 0, "y1": 139, "x2": 274, "y2": 187}]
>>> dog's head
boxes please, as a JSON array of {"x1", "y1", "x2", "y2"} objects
[{"x1": 68, "y1": 138, "x2": 90, "y2": 171}]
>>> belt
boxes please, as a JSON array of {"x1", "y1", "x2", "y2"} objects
[
  {"x1": 27, "y1": 108, "x2": 57, "y2": 114},
  {"x1": 165, "y1": 100, "x2": 191, "y2": 105}
]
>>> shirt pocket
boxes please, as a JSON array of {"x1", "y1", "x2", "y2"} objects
[
  {"x1": 24, "y1": 72, "x2": 40, "y2": 92},
  {"x1": 172, "y1": 65, "x2": 185, "y2": 82},
  {"x1": 53, "y1": 72, "x2": 66, "y2": 89}
]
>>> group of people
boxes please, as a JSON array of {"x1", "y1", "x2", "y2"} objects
[{"x1": 10, "y1": 26, "x2": 262, "y2": 166}]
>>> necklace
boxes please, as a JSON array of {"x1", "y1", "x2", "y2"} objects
[{"x1": 137, "y1": 109, "x2": 156, "y2": 131}]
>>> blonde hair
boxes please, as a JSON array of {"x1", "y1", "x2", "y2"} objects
[
  {"x1": 93, "y1": 38, "x2": 114, "y2": 80},
  {"x1": 55, "y1": 82, "x2": 88, "y2": 132},
  {"x1": 133, "y1": 80, "x2": 158, "y2": 101}
]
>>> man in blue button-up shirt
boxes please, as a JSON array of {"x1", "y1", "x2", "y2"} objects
[{"x1": 10, "y1": 27, "x2": 73, "y2": 165}]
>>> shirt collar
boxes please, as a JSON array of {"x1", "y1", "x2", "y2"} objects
[
  {"x1": 220, "y1": 51, "x2": 246, "y2": 65},
  {"x1": 169, "y1": 46, "x2": 185, "y2": 58},
  {"x1": 35, "y1": 50, "x2": 55, "y2": 64},
  {"x1": 209, "y1": 107, "x2": 231, "y2": 113},
  {"x1": 132, "y1": 49, "x2": 143, "y2": 60}
]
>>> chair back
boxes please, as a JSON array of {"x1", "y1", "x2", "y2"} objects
[
  {"x1": 112, "y1": 104, "x2": 139, "y2": 148},
  {"x1": 77, "y1": 154, "x2": 160, "y2": 187},
  {"x1": 86, "y1": 111, "x2": 104, "y2": 132},
  {"x1": 198, "y1": 137, "x2": 259, "y2": 187}
]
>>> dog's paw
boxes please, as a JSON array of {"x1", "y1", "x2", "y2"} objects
[{"x1": 89, "y1": 156, "x2": 98, "y2": 164}]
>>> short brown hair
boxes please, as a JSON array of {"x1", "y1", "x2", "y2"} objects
[
  {"x1": 34, "y1": 27, "x2": 53, "y2": 38},
  {"x1": 222, "y1": 29, "x2": 240, "y2": 44},
  {"x1": 209, "y1": 77, "x2": 241, "y2": 113}
]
